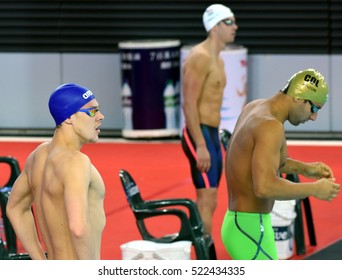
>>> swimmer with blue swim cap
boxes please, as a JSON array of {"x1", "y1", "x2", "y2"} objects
[
  {"x1": 282, "y1": 68, "x2": 329, "y2": 106},
  {"x1": 49, "y1": 83, "x2": 96, "y2": 126},
  {"x1": 7, "y1": 83, "x2": 106, "y2": 260}
]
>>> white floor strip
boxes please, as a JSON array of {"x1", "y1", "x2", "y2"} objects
[
  {"x1": 1, "y1": 137, "x2": 342, "y2": 146},
  {"x1": 0, "y1": 136, "x2": 180, "y2": 144},
  {"x1": 287, "y1": 140, "x2": 342, "y2": 146}
]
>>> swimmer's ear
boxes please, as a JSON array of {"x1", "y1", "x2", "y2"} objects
[{"x1": 64, "y1": 117, "x2": 73, "y2": 125}]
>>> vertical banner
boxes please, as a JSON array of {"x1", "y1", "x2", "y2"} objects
[
  {"x1": 180, "y1": 45, "x2": 248, "y2": 135},
  {"x1": 119, "y1": 40, "x2": 181, "y2": 138}
]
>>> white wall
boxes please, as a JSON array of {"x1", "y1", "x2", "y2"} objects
[
  {"x1": 0, "y1": 52, "x2": 340, "y2": 133},
  {"x1": 0, "y1": 53, "x2": 122, "y2": 130},
  {"x1": 0, "y1": 53, "x2": 60, "y2": 128}
]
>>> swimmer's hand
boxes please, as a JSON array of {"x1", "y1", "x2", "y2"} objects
[
  {"x1": 196, "y1": 145, "x2": 211, "y2": 172},
  {"x1": 303, "y1": 162, "x2": 334, "y2": 179},
  {"x1": 314, "y1": 178, "x2": 340, "y2": 201}
]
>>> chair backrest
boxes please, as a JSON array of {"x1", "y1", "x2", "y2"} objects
[
  {"x1": 0, "y1": 156, "x2": 21, "y2": 254},
  {"x1": 118, "y1": 169, "x2": 217, "y2": 259},
  {"x1": 219, "y1": 128, "x2": 231, "y2": 151},
  {"x1": 0, "y1": 156, "x2": 21, "y2": 188},
  {"x1": 119, "y1": 169, "x2": 144, "y2": 210}
]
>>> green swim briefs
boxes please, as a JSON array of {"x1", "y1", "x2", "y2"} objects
[{"x1": 221, "y1": 210, "x2": 278, "y2": 260}]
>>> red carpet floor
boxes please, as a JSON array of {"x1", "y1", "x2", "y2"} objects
[{"x1": 1, "y1": 138, "x2": 342, "y2": 260}]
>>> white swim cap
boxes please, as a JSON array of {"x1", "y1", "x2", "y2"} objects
[{"x1": 202, "y1": 4, "x2": 234, "y2": 32}]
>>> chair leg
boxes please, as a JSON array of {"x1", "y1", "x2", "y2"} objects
[
  {"x1": 294, "y1": 199, "x2": 306, "y2": 255},
  {"x1": 0, "y1": 190, "x2": 17, "y2": 254},
  {"x1": 193, "y1": 238, "x2": 209, "y2": 260},
  {"x1": 206, "y1": 234, "x2": 217, "y2": 260},
  {"x1": 3, "y1": 215, "x2": 17, "y2": 254},
  {"x1": 209, "y1": 242, "x2": 217, "y2": 260},
  {"x1": 0, "y1": 238, "x2": 10, "y2": 260},
  {"x1": 9, "y1": 253, "x2": 32, "y2": 260},
  {"x1": 302, "y1": 197, "x2": 317, "y2": 246},
  {"x1": 193, "y1": 235, "x2": 217, "y2": 260}
]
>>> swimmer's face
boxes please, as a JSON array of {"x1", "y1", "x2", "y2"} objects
[
  {"x1": 289, "y1": 98, "x2": 321, "y2": 126},
  {"x1": 73, "y1": 99, "x2": 105, "y2": 143}
]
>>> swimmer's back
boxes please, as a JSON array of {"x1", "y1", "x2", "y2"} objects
[{"x1": 26, "y1": 142, "x2": 95, "y2": 259}]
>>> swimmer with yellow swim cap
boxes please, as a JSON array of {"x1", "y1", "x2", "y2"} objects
[
  {"x1": 221, "y1": 68, "x2": 340, "y2": 260},
  {"x1": 281, "y1": 68, "x2": 329, "y2": 125},
  {"x1": 283, "y1": 68, "x2": 329, "y2": 106}
]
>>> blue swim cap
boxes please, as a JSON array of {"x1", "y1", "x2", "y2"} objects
[{"x1": 48, "y1": 83, "x2": 95, "y2": 126}]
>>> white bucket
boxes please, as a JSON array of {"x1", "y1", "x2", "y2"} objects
[
  {"x1": 271, "y1": 200, "x2": 297, "y2": 259},
  {"x1": 120, "y1": 240, "x2": 192, "y2": 260}
]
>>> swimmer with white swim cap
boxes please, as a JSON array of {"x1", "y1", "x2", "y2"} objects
[
  {"x1": 7, "y1": 83, "x2": 106, "y2": 259},
  {"x1": 221, "y1": 69, "x2": 340, "y2": 260},
  {"x1": 202, "y1": 3, "x2": 235, "y2": 32},
  {"x1": 181, "y1": 3, "x2": 238, "y2": 243}
]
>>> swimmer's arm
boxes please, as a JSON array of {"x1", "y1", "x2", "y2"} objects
[
  {"x1": 182, "y1": 52, "x2": 210, "y2": 148},
  {"x1": 64, "y1": 154, "x2": 95, "y2": 259},
  {"x1": 182, "y1": 52, "x2": 212, "y2": 171},
  {"x1": 279, "y1": 158, "x2": 308, "y2": 175},
  {"x1": 252, "y1": 121, "x2": 319, "y2": 200},
  {"x1": 6, "y1": 163, "x2": 47, "y2": 260},
  {"x1": 280, "y1": 158, "x2": 334, "y2": 179}
]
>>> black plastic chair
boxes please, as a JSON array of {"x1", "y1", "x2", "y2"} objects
[
  {"x1": 0, "y1": 156, "x2": 21, "y2": 254},
  {"x1": 285, "y1": 173, "x2": 316, "y2": 255},
  {"x1": 219, "y1": 128, "x2": 232, "y2": 151},
  {"x1": 118, "y1": 169, "x2": 217, "y2": 260},
  {"x1": 0, "y1": 156, "x2": 32, "y2": 260}
]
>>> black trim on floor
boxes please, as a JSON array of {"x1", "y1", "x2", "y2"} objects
[{"x1": 304, "y1": 239, "x2": 342, "y2": 260}]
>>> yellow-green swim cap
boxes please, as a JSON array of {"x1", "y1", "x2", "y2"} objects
[{"x1": 283, "y1": 68, "x2": 329, "y2": 105}]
